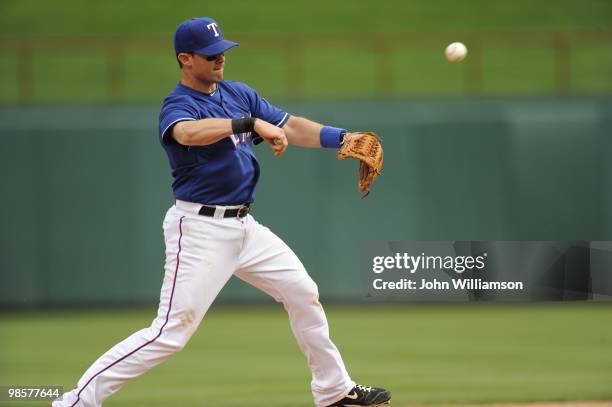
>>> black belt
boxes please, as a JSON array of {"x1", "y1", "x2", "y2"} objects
[{"x1": 198, "y1": 204, "x2": 250, "y2": 218}]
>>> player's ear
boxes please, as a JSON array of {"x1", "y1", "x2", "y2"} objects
[{"x1": 176, "y1": 52, "x2": 194, "y2": 68}]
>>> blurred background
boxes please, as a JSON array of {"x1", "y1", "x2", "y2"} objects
[{"x1": 0, "y1": 0, "x2": 611, "y2": 406}]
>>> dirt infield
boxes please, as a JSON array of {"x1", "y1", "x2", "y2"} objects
[{"x1": 407, "y1": 402, "x2": 612, "y2": 407}]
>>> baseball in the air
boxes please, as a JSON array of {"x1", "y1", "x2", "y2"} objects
[{"x1": 445, "y1": 42, "x2": 468, "y2": 62}]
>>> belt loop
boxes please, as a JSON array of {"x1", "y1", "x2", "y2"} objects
[{"x1": 213, "y1": 206, "x2": 225, "y2": 219}]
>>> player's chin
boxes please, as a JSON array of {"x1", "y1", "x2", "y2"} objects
[{"x1": 213, "y1": 68, "x2": 224, "y2": 80}]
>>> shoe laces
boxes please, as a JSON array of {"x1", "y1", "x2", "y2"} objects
[{"x1": 356, "y1": 384, "x2": 373, "y2": 393}]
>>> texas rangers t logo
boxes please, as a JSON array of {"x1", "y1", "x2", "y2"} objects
[{"x1": 206, "y1": 23, "x2": 220, "y2": 37}]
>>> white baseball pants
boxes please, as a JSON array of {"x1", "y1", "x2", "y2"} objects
[{"x1": 53, "y1": 201, "x2": 354, "y2": 407}]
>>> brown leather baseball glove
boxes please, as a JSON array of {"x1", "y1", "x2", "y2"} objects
[{"x1": 337, "y1": 131, "x2": 383, "y2": 198}]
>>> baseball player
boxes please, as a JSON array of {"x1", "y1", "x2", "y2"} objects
[{"x1": 52, "y1": 17, "x2": 390, "y2": 407}]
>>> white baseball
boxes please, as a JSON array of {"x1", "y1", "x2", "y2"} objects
[{"x1": 445, "y1": 42, "x2": 467, "y2": 62}]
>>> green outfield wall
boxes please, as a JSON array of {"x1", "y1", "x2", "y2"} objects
[{"x1": 1, "y1": 98, "x2": 611, "y2": 307}]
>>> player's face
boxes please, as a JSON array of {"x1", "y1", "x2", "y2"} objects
[{"x1": 193, "y1": 53, "x2": 225, "y2": 84}]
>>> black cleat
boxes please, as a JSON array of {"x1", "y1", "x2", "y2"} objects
[{"x1": 326, "y1": 384, "x2": 391, "y2": 406}]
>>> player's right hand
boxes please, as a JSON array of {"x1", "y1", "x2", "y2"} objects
[{"x1": 254, "y1": 119, "x2": 288, "y2": 156}]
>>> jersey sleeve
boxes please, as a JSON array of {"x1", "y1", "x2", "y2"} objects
[
  {"x1": 158, "y1": 96, "x2": 199, "y2": 143},
  {"x1": 241, "y1": 84, "x2": 290, "y2": 128}
]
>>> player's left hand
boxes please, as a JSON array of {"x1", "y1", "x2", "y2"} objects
[{"x1": 337, "y1": 131, "x2": 383, "y2": 197}]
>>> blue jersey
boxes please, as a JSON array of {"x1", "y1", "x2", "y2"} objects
[{"x1": 158, "y1": 81, "x2": 290, "y2": 205}]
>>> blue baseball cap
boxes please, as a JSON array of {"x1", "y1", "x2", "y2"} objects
[{"x1": 174, "y1": 17, "x2": 239, "y2": 56}]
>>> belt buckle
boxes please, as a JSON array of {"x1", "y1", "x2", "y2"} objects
[{"x1": 236, "y1": 205, "x2": 249, "y2": 219}]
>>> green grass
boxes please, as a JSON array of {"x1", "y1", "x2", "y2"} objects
[
  {"x1": 2, "y1": 40, "x2": 611, "y2": 103},
  {"x1": 31, "y1": 52, "x2": 109, "y2": 102},
  {"x1": 393, "y1": 47, "x2": 467, "y2": 96},
  {"x1": 572, "y1": 44, "x2": 612, "y2": 93},
  {"x1": 1, "y1": 0, "x2": 611, "y2": 35},
  {"x1": 1, "y1": 303, "x2": 611, "y2": 406},
  {"x1": 0, "y1": 55, "x2": 18, "y2": 102},
  {"x1": 224, "y1": 50, "x2": 289, "y2": 99},
  {"x1": 483, "y1": 47, "x2": 557, "y2": 95},
  {"x1": 121, "y1": 50, "x2": 182, "y2": 102},
  {"x1": 0, "y1": 0, "x2": 611, "y2": 102}
]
